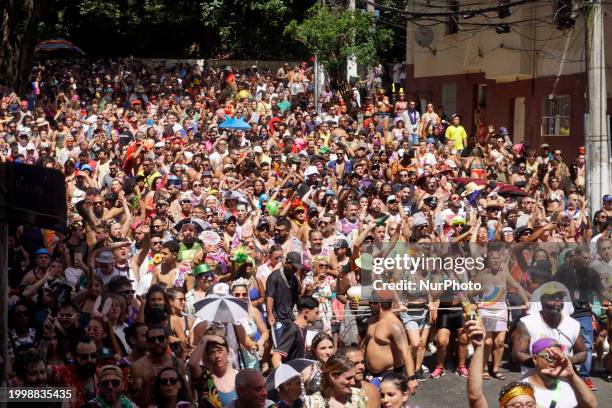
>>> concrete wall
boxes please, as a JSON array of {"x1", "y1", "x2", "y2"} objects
[{"x1": 409, "y1": 3, "x2": 592, "y2": 83}]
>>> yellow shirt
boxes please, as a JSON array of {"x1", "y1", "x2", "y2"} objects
[{"x1": 445, "y1": 125, "x2": 467, "y2": 150}]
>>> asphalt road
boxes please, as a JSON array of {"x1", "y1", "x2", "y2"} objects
[{"x1": 407, "y1": 355, "x2": 612, "y2": 407}]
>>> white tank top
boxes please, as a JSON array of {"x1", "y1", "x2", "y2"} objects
[{"x1": 519, "y1": 312, "x2": 580, "y2": 376}]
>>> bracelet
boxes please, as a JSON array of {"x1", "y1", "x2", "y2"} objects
[{"x1": 408, "y1": 374, "x2": 417, "y2": 381}]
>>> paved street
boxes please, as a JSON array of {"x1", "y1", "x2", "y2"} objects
[{"x1": 409, "y1": 355, "x2": 612, "y2": 407}]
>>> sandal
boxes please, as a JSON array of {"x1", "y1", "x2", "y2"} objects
[
  {"x1": 482, "y1": 371, "x2": 490, "y2": 380},
  {"x1": 491, "y1": 371, "x2": 506, "y2": 380}
]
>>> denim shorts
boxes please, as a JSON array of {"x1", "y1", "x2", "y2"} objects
[{"x1": 400, "y1": 308, "x2": 430, "y2": 330}]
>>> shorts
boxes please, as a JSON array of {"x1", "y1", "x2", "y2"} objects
[
  {"x1": 367, "y1": 366, "x2": 405, "y2": 389},
  {"x1": 400, "y1": 308, "x2": 430, "y2": 331},
  {"x1": 478, "y1": 307, "x2": 508, "y2": 332},
  {"x1": 436, "y1": 309, "x2": 464, "y2": 331}
]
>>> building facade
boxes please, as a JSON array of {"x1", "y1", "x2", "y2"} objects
[{"x1": 402, "y1": 2, "x2": 611, "y2": 157}]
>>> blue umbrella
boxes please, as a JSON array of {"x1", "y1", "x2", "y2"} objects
[{"x1": 218, "y1": 116, "x2": 251, "y2": 131}]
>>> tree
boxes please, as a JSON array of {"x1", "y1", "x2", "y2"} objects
[
  {"x1": 285, "y1": 4, "x2": 393, "y2": 88},
  {"x1": 0, "y1": 0, "x2": 47, "y2": 94}
]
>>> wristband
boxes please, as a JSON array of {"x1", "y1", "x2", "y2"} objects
[{"x1": 408, "y1": 374, "x2": 416, "y2": 381}]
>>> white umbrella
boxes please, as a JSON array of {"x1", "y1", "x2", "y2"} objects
[
  {"x1": 194, "y1": 294, "x2": 249, "y2": 324},
  {"x1": 265, "y1": 358, "x2": 316, "y2": 390}
]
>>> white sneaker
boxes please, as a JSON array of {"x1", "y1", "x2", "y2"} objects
[{"x1": 421, "y1": 364, "x2": 430, "y2": 373}]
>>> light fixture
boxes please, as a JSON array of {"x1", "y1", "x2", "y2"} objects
[
  {"x1": 495, "y1": 24, "x2": 511, "y2": 34},
  {"x1": 462, "y1": 11, "x2": 476, "y2": 19}
]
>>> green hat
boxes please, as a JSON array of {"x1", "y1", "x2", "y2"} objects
[
  {"x1": 319, "y1": 146, "x2": 331, "y2": 154},
  {"x1": 193, "y1": 264, "x2": 212, "y2": 276}
]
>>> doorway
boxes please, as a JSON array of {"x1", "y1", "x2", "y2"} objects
[{"x1": 512, "y1": 97, "x2": 526, "y2": 143}]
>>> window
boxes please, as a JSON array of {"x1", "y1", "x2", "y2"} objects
[
  {"x1": 446, "y1": 1, "x2": 459, "y2": 35},
  {"x1": 541, "y1": 95, "x2": 570, "y2": 136},
  {"x1": 442, "y1": 83, "x2": 457, "y2": 116}
]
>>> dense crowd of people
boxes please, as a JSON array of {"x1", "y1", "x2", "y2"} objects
[{"x1": 1, "y1": 58, "x2": 611, "y2": 408}]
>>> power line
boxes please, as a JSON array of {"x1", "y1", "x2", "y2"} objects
[{"x1": 359, "y1": 0, "x2": 542, "y2": 17}]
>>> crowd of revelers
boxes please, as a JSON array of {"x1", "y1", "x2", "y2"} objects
[{"x1": 1, "y1": 58, "x2": 611, "y2": 408}]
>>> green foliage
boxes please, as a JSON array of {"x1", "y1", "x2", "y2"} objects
[
  {"x1": 285, "y1": 4, "x2": 393, "y2": 83},
  {"x1": 35, "y1": 0, "x2": 314, "y2": 58}
]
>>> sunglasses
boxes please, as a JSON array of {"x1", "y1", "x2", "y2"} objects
[
  {"x1": 100, "y1": 379, "x2": 121, "y2": 388},
  {"x1": 77, "y1": 352, "x2": 98, "y2": 360},
  {"x1": 147, "y1": 335, "x2": 166, "y2": 343},
  {"x1": 160, "y1": 377, "x2": 178, "y2": 386},
  {"x1": 151, "y1": 240, "x2": 162, "y2": 245}
]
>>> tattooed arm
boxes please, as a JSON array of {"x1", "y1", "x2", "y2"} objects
[
  {"x1": 511, "y1": 321, "x2": 534, "y2": 367},
  {"x1": 391, "y1": 321, "x2": 418, "y2": 394}
]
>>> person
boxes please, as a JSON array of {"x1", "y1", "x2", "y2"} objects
[
  {"x1": 340, "y1": 346, "x2": 380, "y2": 408},
  {"x1": 379, "y1": 372, "x2": 411, "y2": 408},
  {"x1": 90, "y1": 365, "x2": 138, "y2": 408},
  {"x1": 150, "y1": 366, "x2": 191, "y2": 408},
  {"x1": 45, "y1": 336, "x2": 99, "y2": 408},
  {"x1": 272, "y1": 296, "x2": 320, "y2": 368},
  {"x1": 471, "y1": 246, "x2": 530, "y2": 380},
  {"x1": 554, "y1": 246, "x2": 603, "y2": 390},
  {"x1": 231, "y1": 278, "x2": 269, "y2": 369},
  {"x1": 188, "y1": 330, "x2": 238, "y2": 406},
  {"x1": 466, "y1": 319, "x2": 597, "y2": 408},
  {"x1": 304, "y1": 356, "x2": 368, "y2": 408},
  {"x1": 362, "y1": 291, "x2": 417, "y2": 394},
  {"x1": 266, "y1": 251, "x2": 302, "y2": 329},
  {"x1": 12, "y1": 351, "x2": 48, "y2": 387},
  {"x1": 130, "y1": 325, "x2": 190, "y2": 407},
  {"x1": 225, "y1": 368, "x2": 275, "y2": 408},
  {"x1": 273, "y1": 374, "x2": 303, "y2": 408},
  {"x1": 524, "y1": 338, "x2": 598, "y2": 408},
  {"x1": 512, "y1": 282, "x2": 586, "y2": 376},
  {"x1": 304, "y1": 332, "x2": 335, "y2": 395},
  {"x1": 444, "y1": 114, "x2": 467, "y2": 152}
]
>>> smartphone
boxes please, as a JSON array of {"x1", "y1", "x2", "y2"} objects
[{"x1": 74, "y1": 252, "x2": 83, "y2": 265}]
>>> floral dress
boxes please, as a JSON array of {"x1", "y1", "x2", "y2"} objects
[{"x1": 304, "y1": 388, "x2": 367, "y2": 408}]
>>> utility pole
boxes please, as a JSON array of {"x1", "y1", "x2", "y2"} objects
[
  {"x1": 585, "y1": 0, "x2": 611, "y2": 209},
  {"x1": 347, "y1": 0, "x2": 358, "y2": 83},
  {"x1": 314, "y1": 0, "x2": 325, "y2": 116}
]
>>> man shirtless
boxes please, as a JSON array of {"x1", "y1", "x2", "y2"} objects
[
  {"x1": 362, "y1": 290, "x2": 417, "y2": 394},
  {"x1": 152, "y1": 240, "x2": 182, "y2": 288},
  {"x1": 130, "y1": 325, "x2": 190, "y2": 407},
  {"x1": 471, "y1": 246, "x2": 530, "y2": 379}
]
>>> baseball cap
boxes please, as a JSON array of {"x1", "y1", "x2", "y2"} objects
[
  {"x1": 603, "y1": 194, "x2": 612, "y2": 203},
  {"x1": 424, "y1": 196, "x2": 438, "y2": 208},
  {"x1": 334, "y1": 239, "x2": 349, "y2": 249},
  {"x1": 256, "y1": 220, "x2": 270, "y2": 231},
  {"x1": 285, "y1": 252, "x2": 303, "y2": 269},
  {"x1": 98, "y1": 365, "x2": 123, "y2": 381},
  {"x1": 539, "y1": 281, "x2": 568, "y2": 298},
  {"x1": 35, "y1": 248, "x2": 50, "y2": 256},
  {"x1": 201, "y1": 333, "x2": 228, "y2": 351},
  {"x1": 386, "y1": 195, "x2": 397, "y2": 203},
  {"x1": 222, "y1": 213, "x2": 237, "y2": 224},
  {"x1": 514, "y1": 226, "x2": 534, "y2": 240}
]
